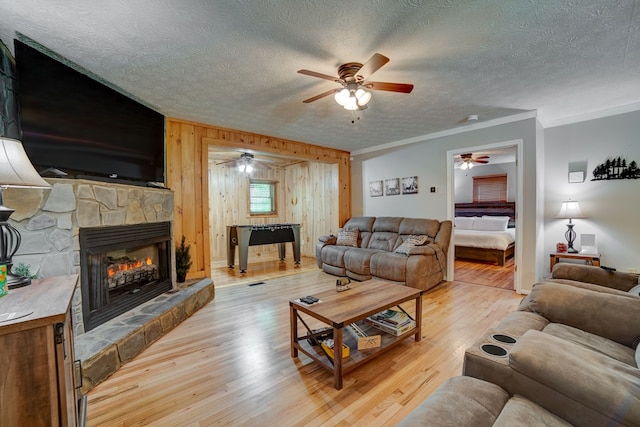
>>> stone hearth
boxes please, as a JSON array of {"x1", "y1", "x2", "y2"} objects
[
  {"x1": 6, "y1": 178, "x2": 175, "y2": 336},
  {"x1": 6, "y1": 178, "x2": 216, "y2": 393}
]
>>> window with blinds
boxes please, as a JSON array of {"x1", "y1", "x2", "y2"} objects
[
  {"x1": 473, "y1": 174, "x2": 507, "y2": 202},
  {"x1": 249, "y1": 179, "x2": 277, "y2": 215}
]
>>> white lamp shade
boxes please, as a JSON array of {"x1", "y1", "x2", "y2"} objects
[
  {"x1": 0, "y1": 137, "x2": 51, "y2": 188},
  {"x1": 556, "y1": 200, "x2": 586, "y2": 219}
]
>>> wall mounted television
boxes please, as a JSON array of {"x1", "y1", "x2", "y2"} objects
[{"x1": 15, "y1": 40, "x2": 165, "y2": 185}]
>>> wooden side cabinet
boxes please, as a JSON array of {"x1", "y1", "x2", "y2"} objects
[{"x1": 0, "y1": 275, "x2": 80, "y2": 427}]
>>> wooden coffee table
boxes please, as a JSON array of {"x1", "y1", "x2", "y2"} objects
[{"x1": 289, "y1": 279, "x2": 423, "y2": 390}]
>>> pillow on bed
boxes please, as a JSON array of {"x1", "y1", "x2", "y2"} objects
[
  {"x1": 483, "y1": 215, "x2": 511, "y2": 221},
  {"x1": 454, "y1": 217, "x2": 475, "y2": 229},
  {"x1": 472, "y1": 217, "x2": 509, "y2": 231}
]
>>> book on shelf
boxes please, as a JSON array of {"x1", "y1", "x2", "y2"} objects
[
  {"x1": 364, "y1": 311, "x2": 416, "y2": 336},
  {"x1": 368, "y1": 309, "x2": 412, "y2": 327},
  {"x1": 320, "y1": 339, "x2": 350, "y2": 359}
]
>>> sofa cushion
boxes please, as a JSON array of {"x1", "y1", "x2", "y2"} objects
[
  {"x1": 399, "y1": 217, "x2": 441, "y2": 237},
  {"x1": 493, "y1": 395, "x2": 571, "y2": 427},
  {"x1": 369, "y1": 252, "x2": 407, "y2": 282},
  {"x1": 521, "y1": 282, "x2": 640, "y2": 347},
  {"x1": 367, "y1": 232, "x2": 399, "y2": 251},
  {"x1": 336, "y1": 229, "x2": 358, "y2": 247},
  {"x1": 372, "y1": 216, "x2": 403, "y2": 233},
  {"x1": 320, "y1": 245, "x2": 351, "y2": 268},
  {"x1": 398, "y1": 376, "x2": 509, "y2": 427},
  {"x1": 542, "y1": 323, "x2": 637, "y2": 366},
  {"x1": 344, "y1": 248, "x2": 382, "y2": 276},
  {"x1": 509, "y1": 330, "x2": 640, "y2": 426},
  {"x1": 494, "y1": 311, "x2": 550, "y2": 338}
]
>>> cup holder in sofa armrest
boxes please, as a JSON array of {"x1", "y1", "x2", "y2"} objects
[
  {"x1": 491, "y1": 334, "x2": 517, "y2": 345},
  {"x1": 480, "y1": 343, "x2": 509, "y2": 357}
]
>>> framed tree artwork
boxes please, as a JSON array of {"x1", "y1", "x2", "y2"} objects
[
  {"x1": 385, "y1": 178, "x2": 400, "y2": 195},
  {"x1": 402, "y1": 176, "x2": 418, "y2": 194},
  {"x1": 369, "y1": 180, "x2": 383, "y2": 197}
]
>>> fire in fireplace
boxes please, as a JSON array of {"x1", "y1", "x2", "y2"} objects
[{"x1": 80, "y1": 222, "x2": 172, "y2": 331}]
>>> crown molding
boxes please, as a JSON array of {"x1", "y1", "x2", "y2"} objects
[
  {"x1": 351, "y1": 111, "x2": 537, "y2": 156},
  {"x1": 540, "y1": 102, "x2": 640, "y2": 128}
]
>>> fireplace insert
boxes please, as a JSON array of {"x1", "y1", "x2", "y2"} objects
[{"x1": 80, "y1": 222, "x2": 172, "y2": 331}]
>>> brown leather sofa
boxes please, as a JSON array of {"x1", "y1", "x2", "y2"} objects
[{"x1": 316, "y1": 216, "x2": 452, "y2": 291}]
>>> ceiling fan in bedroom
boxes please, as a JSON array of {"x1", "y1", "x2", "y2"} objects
[
  {"x1": 456, "y1": 153, "x2": 490, "y2": 170},
  {"x1": 297, "y1": 53, "x2": 414, "y2": 110}
]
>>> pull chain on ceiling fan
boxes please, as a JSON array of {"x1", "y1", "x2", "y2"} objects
[{"x1": 297, "y1": 53, "x2": 414, "y2": 110}]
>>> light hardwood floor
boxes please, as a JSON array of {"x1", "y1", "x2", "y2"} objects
[
  {"x1": 454, "y1": 257, "x2": 515, "y2": 290},
  {"x1": 86, "y1": 258, "x2": 523, "y2": 426}
]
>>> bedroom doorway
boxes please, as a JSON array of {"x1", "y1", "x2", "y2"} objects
[{"x1": 447, "y1": 143, "x2": 521, "y2": 291}]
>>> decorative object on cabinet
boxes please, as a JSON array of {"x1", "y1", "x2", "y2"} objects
[
  {"x1": 0, "y1": 137, "x2": 51, "y2": 288},
  {"x1": 555, "y1": 200, "x2": 586, "y2": 253}
]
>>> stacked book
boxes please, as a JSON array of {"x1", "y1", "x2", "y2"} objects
[{"x1": 365, "y1": 309, "x2": 416, "y2": 336}]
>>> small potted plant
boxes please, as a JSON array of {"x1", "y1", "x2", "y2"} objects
[{"x1": 175, "y1": 236, "x2": 192, "y2": 283}]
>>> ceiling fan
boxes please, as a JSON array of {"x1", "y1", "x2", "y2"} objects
[
  {"x1": 216, "y1": 153, "x2": 272, "y2": 173},
  {"x1": 297, "y1": 53, "x2": 414, "y2": 110},
  {"x1": 455, "y1": 153, "x2": 490, "y2": 170}
]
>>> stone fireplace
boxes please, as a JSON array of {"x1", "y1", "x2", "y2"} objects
[
  {"x1": 80, "y1": 222, "x2": 173, "y2": 331},
  {"x1": 5, "y1": 178, "x2": 176, "y2": 336}
]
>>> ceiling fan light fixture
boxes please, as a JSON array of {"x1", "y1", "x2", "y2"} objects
[
  {"x1": 355, "y1": 88, "x2": 371, "y2": 106},
  {"x1": 245, "y1": 163, "x2": 254, "y2": 173},
  {"x1": 334, "y1": 88, "x2": 350, "y2": 106},
  {"x1": 343, "y1": 95, "x2": 359, "y2": 110}
]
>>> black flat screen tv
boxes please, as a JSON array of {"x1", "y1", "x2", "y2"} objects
[{"x1": 15, "y1": 40, "x2": 165, "y2": 185}]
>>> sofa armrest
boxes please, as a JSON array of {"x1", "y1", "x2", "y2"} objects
[
  {"x1": 519, "y1": 282, "x2": 640, "y2": 347},
  {"x1": 315, "y1": 235, "x2": 337, "y2": 268},
  {"x1": 509, "y1": 330, "x2": 640, "y2": 426},
  {"x1": 551, "y1": 263, "x2": 638, "y2": 292}
]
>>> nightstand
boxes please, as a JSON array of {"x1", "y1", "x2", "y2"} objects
[{"x1": 549, "y1": 252, "x2": 601, "y2": 272}]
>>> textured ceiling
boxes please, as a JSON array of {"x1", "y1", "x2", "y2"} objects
[{"x1": 1, "y1": 0, "x2": 639, "y2": 153}]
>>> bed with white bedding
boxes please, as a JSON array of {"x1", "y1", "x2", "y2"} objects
[{"x1": 454, "y1": 215, "x2": 515, "y2": 266}]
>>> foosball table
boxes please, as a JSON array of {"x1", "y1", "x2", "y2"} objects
[{"x1": 227, "y1": 223, "x2": 301, "y2": 272}]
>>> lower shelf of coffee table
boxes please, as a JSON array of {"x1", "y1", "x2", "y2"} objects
[{"x1": 294, "y1": 320, "x2": 417, "y2": 373}]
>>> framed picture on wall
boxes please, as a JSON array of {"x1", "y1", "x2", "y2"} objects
[
  {"x1": 369, "y1": 180, "x2": 383, "y2": 197},
  {"x1": 402, "y1": 176, "x2": 418, "y2": 194},
  {"x1": 385, "y1": 178, "x2": 401, "y2": 196}
]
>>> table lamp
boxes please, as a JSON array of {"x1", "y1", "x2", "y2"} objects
[
  {"x1": 0, "y1": 137, "x2": 51, "y2": 288},
  {"x1": 555, "y1": 200, "x2": 586, "y2": 253}
]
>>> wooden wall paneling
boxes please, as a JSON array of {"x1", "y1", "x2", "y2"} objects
[{"x1": 168, "y1": 118, "x2": 350, "y2": 272}]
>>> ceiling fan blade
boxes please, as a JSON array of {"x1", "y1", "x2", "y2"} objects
[
  {"x1": 365, "y1": 81, "x2": 414, "y2": 93},
  {"x1": 297, "y1": 69, "x2": 341, "y2": 83},
  {"x1": 474, "y1": 160, "x2": 490, "y2": 164},
  {"x1": 302, "y1": 89, "x2": 337, "y2": 103},
  {"x1": 474, "y1": 155, "x2": 490, "y2": 160},
  {"x1": 356, "y1": 53, "x2": 389, "y2": 80}
]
